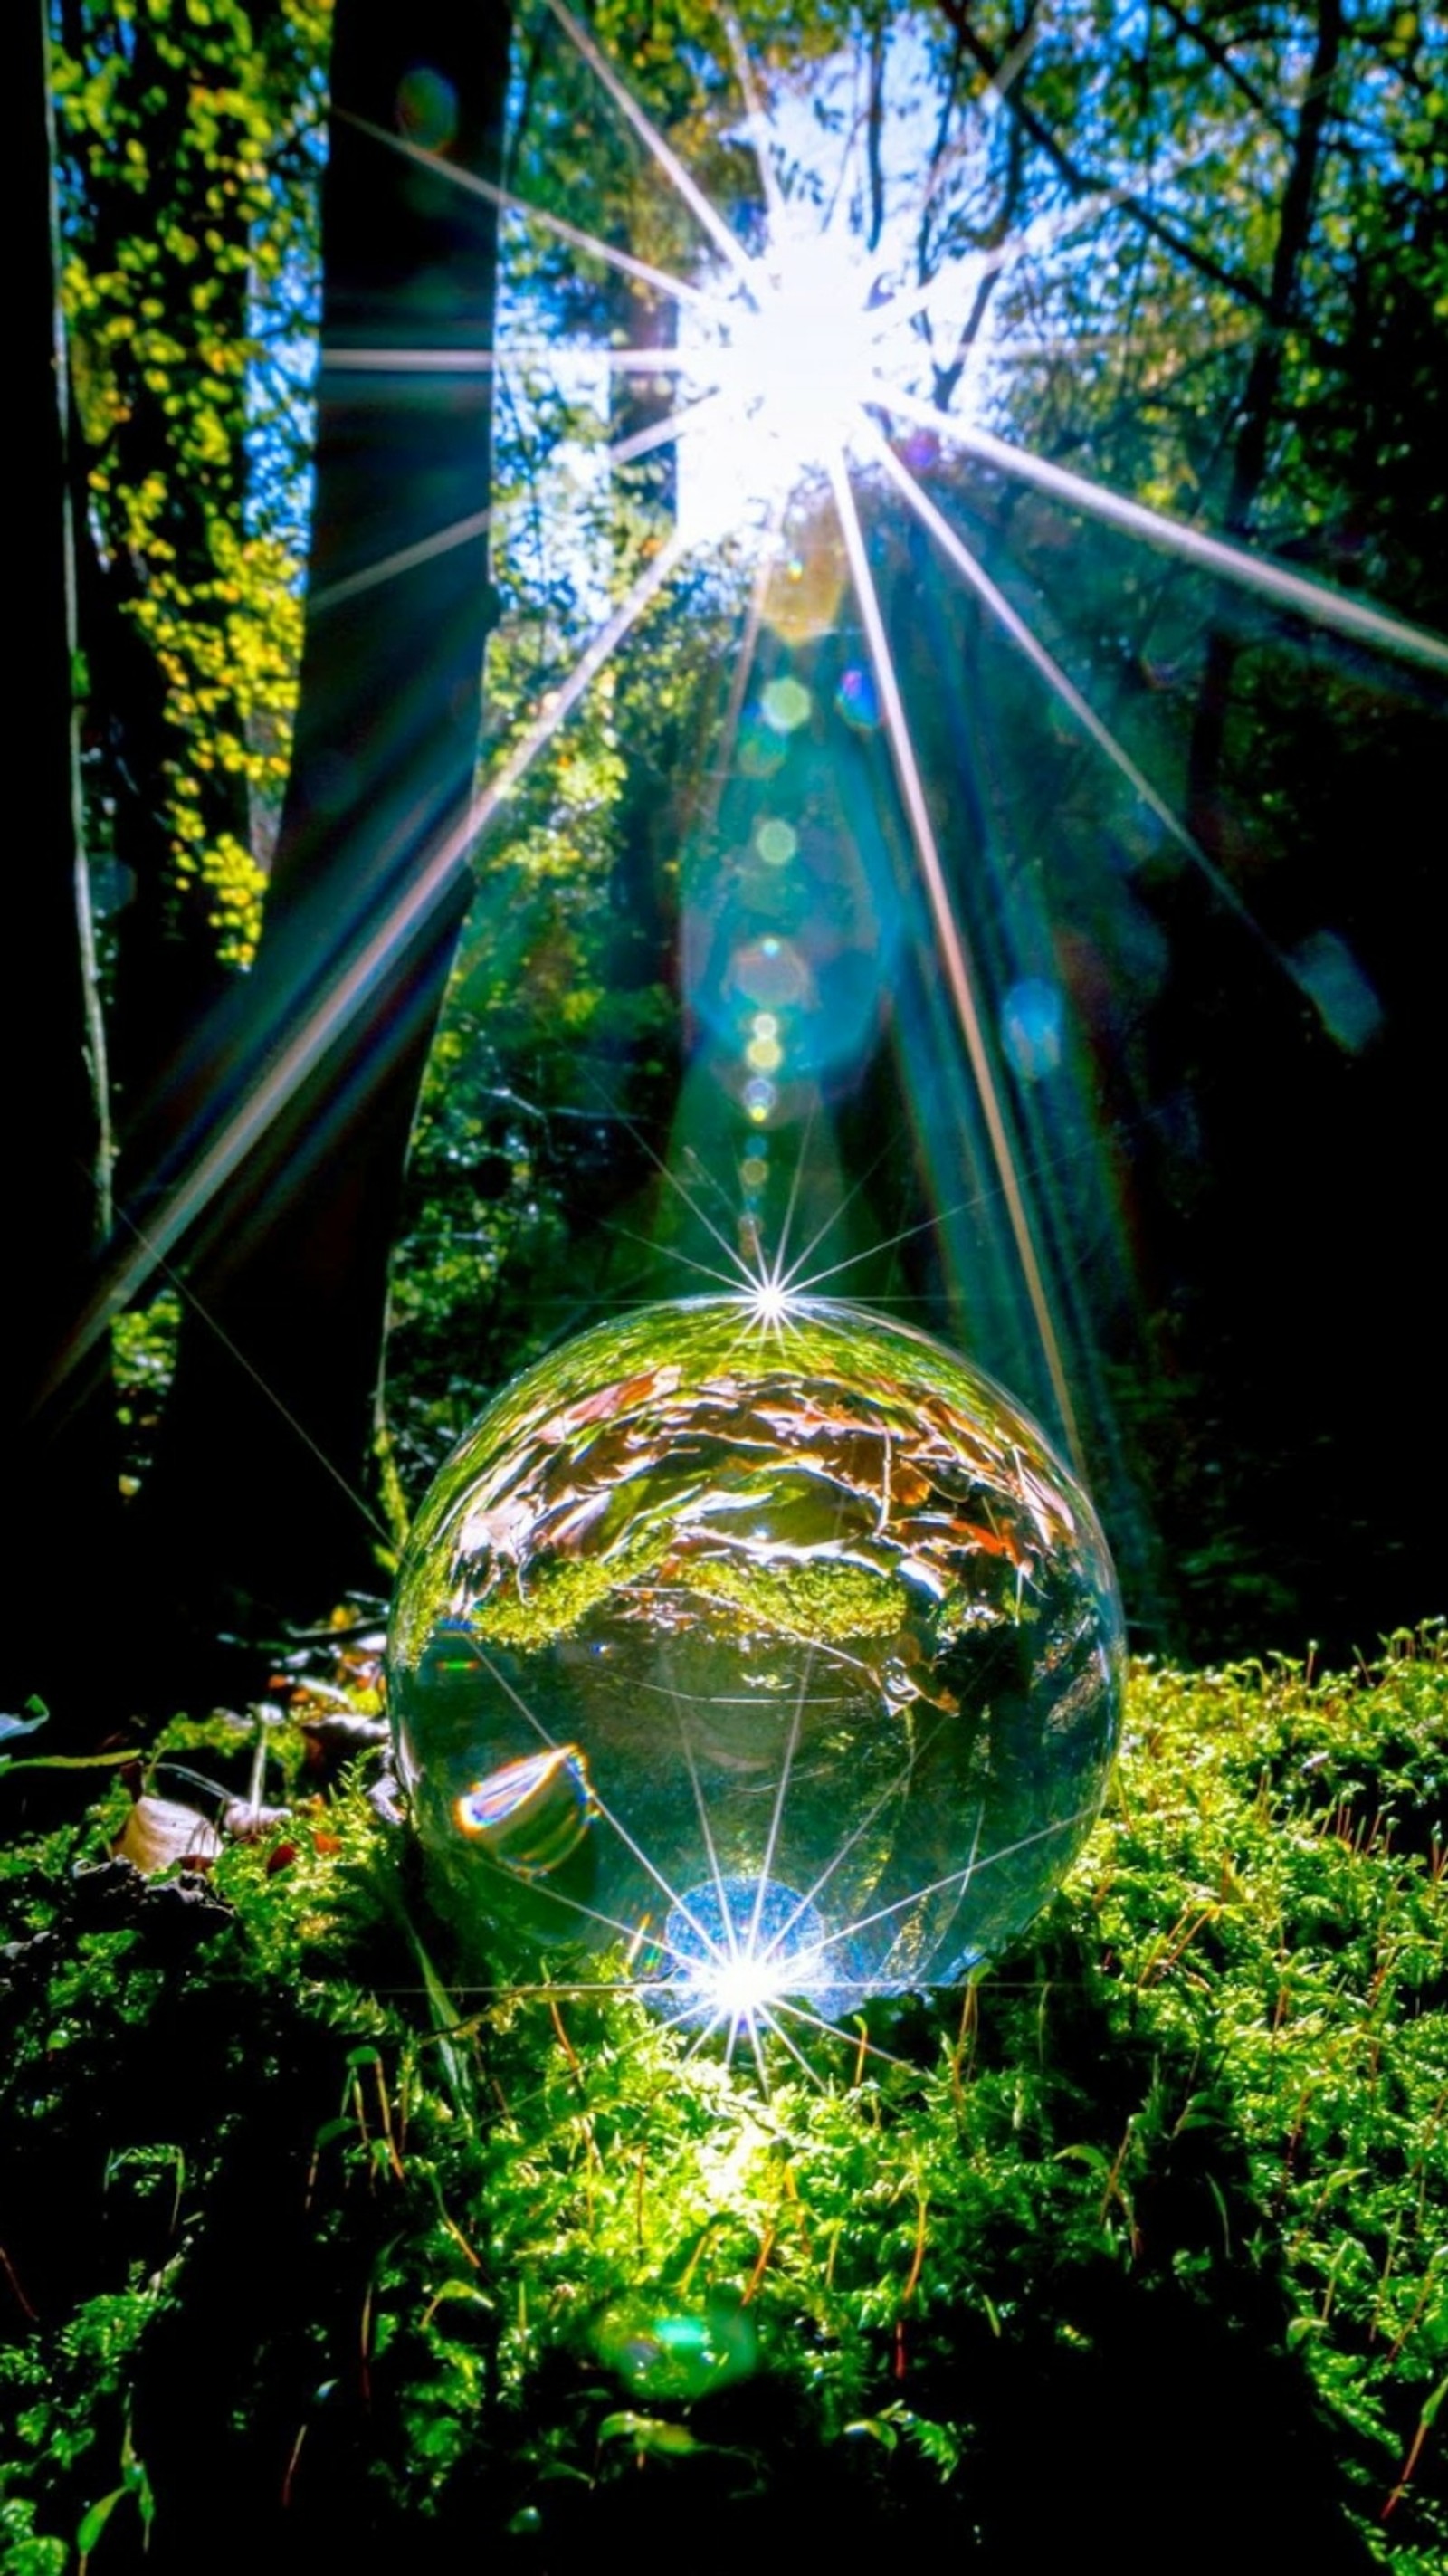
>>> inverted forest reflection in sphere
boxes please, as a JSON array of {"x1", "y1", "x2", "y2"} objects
[{"x1": 387, "y1": 1299, "x2": 1124, "y2": 2032}]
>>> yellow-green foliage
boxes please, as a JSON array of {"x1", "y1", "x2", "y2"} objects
[{"x1": 53, "y1": 0, "x2": 328, "y2": 967}]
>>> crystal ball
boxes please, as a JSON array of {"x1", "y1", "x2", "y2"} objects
[{"x1": 387, "y1": 1298, "x2": 1124, "y2": 2022}]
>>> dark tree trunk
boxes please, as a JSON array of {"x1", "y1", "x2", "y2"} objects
[
  {"x1": 5, "y1": 0, "x2": 119, "y2": 1735},
  {"x1": 1186, "y1": 0, "x2": 1344, "y2": 849},
  {"x1": 129, "y1": 0, "x2": 514, "y2": 1684},
  {"x1": 607, "y1": 274, "x2": 679, "y2": 990}
]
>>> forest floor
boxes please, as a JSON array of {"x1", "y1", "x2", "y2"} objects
[{"x1": 1, "y1": 1624, "x2": 1444, "y2": 2572}]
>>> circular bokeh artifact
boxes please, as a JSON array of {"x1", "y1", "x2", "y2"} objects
[{"x1": 387, "y1": 1298, "x2": 1124, "y2": 2028}]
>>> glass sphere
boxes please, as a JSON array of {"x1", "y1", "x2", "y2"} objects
[{"x1": 387, "y1": 1298, "x2": 1124, "y2": 2025}]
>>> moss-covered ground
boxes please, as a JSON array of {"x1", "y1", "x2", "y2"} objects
[{"x1": 2, "y1": 1628, "x2": 1443, "y2": 2572}]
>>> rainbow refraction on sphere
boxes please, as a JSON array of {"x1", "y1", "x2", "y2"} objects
[{"x1": 387, "y1": 1298, "x2": 1124, "y2": 2028}]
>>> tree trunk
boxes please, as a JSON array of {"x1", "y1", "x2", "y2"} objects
[
  {"x1": 607, "y1": 273, "x2": 679, "y2": 991},
  {"x1": 5, "y1": 0, "x2": 120, "y2": 1738},
  {"x1": 130, "y1": 0, "x2": 513, "y2": 1684},
  {"x1": 1186, "y1": 0, "x2": 1343, "y2": 849}
]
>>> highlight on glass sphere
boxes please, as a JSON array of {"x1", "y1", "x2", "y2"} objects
[{"x1": 386, "y1": 1297, "x2": 1124, "y2": 2046}]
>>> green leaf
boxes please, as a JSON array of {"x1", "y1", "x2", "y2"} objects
[
  {"x1": 843, "y1": 2417, "x2": 899, "y2": 2451},
  {"x1": 597, "y1": 2412, "x2": 701, "y2": 2457},
  {"x1": 75, "y1": 2488, "x2": 127, "y2": 2565}
]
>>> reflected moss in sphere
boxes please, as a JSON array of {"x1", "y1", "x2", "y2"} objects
[{"x1": 387, "y1": 1299, "x2": 1124, "y2": 2015}]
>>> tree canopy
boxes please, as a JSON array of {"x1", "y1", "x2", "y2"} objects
[{"x1": 15, "y1": 0, "x2": 1448, "y2": 1732}]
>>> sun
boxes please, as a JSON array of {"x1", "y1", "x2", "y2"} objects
[
  {"x1": 65, "y1": 0, "x2": 1448, "y2": 1442},
  {"x1": 715, "y1": 222, "x2": 886, "y2": 484}
]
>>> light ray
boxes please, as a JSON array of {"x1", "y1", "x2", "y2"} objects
[
  {"x1": 413, "y1": 1980, "x2": 673, "y2": 2000},
  {"x1": 670, "y1": 1678, "x2": 740, "y2": 1971},
  {"x1": 751, "y1": 2006, "x2": 825, "y2": 2092},
  {"x1": 875, "y1": 383, "x2": 1448, "y2": 677},
  {"x1": 46, "y1": 535, "x2": 690, "y2": 1402},
  {"x1": 779, "y1": 1115, "x2": 1121, "y2": 1303},
  {"x1": 610, "y1": 386, "x2": 729, "y2": 471},
  {"x1": 629, "y1": 1679, "x2": 855, "y2": 1713},
  {"x1": 687, "y1": 512, "x2": 777, "y2": 844},
  {"x1": 474, "y1": 1873, "x2": 701, "y2": 1972},
  {"x1": 873, "y1": 1801, "x2": 984, "y2": 1989},
  {"x1": 579, "y1": 1077, "x2": 772, "y2": 1293},
  {"x1": 605, "y1": 1222, "x2": 756, "y2": 1297},
  {"x1": 892, "y1": 130, "x2": 1222, "y2": 358},
  {"x1": 746, "y1": 1670, "x2": 810, "y2": 1957},
  {"x1": 769, "y1": 1102, "x2": 816, "y2": 1292},
  {"x1": 745, "y1": 2013, "x2": 775, "y2": 2091},
  {"x1": 103, "y1": 1186, "x2": 394, "y2": 1545},
  {"x1": 323, "y1": 346, "x2": 716, "y2": 375},
  {"x1": 454, "y1": 1632, "x2": 728, "y2": 1961},
  {"x1": 865, "y1": 421, "x2": 1291, "y2": 966},
  {"x1": 805, "y1": 1803, "x2": 1097, "y2": 1963},
  {"x1": 769, "y1": 1996, "x2": 919, "y2": 2075},
  {"x1": 311, "y1": 504, "x2": 498, "y2": 615},
  {"x1": 826, "y1": 447, "x2": 1084, "y2": 1466},
  {"x1": 772, "y1": 1127, "x2": 917, "y2": 1298},
  {"x1": 723, "y1": 12, "x2": 786, "y2": 234},
  {"x1": 759, "y1": 1702, "x2": 964, "y2": 1965},
  {"x1": 340, "y1": 107, "x2": 728, "y2": 314},
  {"x1": 542, "y1": 0, "x2": 759, "y2": 293}
]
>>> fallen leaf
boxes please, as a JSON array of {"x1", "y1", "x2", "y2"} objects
[{"x1": 112, "y1": 1797, "x2": 221, "y2": 1875}]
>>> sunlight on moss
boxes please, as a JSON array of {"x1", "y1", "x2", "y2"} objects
[{"x1": 1, "y1": 1629, "x2": 1443, "y2": 2565}]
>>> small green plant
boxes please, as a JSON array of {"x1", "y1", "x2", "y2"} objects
[{"x1": 1, "y1": 1627, "x2": 1443, "y2": 2569}]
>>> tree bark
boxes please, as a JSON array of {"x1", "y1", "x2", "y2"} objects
[
  {"x1": 5, "y1": 0, "x2": 120, "y2": 1734},
  {"x1": 129, "y1": 0, "x2": 514, "y2": 1683},
  {"x1": 1186, "y1": 0, "x2": 1343, "y2": 851},
  {"x1": 606, "y1": 272, "x2": 680, "y2": 990}
]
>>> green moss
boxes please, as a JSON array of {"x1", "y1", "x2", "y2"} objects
[
  {"x1": 469, "y1": 1529, "x2": 663, "y2": 1646},
  {"x1": 682, "y1": 1553, "x2": 908, "y2": 1642},
  {"x1": 1, "y1": 1627, "x2": 1443, "y2": 2571}
]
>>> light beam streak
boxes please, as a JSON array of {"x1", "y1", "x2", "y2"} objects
[
  {"x1": 894, "y1": 133, "x2": 1224, "y2": 357},
  {"x1": 723, "y1": 12, "x2": 786, "y2": 234},
  {"x1": 605, "y1": 1223, "x2": 755, "y2": 1296},
  {"x1": 749, "y1": 2008, "x2": 824, "y2": 2092},
  {"x1": 360, "y1": 401, "x2": 720, "y2": 621},
  {"x1": 679, "y1": 511, "x2": 777, "y2": 845},
  {"x1": 104, "y1": 1197, "x2": 394, "y2": 1545},
  {"x1": 45, "y1": 536, "x2": 690, "y2": 1399},
  {"x1": 770, "y1": 1996, "x2": 918, "y2": 2074},
  {"x1": 876, "y1": 383, "x2": 1448, "y2": 677},
  {"x1": 770, "y1": 1103, "x2": 816, "y2": 1289},
  {"x1": 746, "y1": 1665, "x2": 810, "y2": 1956},
  {"x1": 804, "y1": 1804, "x2": 1097, "y2": 1964},
  {"x1": 323, "y1": 346, "x2": 714, "y2": 374},
  {"x1": 340, "y1": 108, "x2": 727, "y2": 315},
  {"x1": 759, "y1": 1703, "x2": 964, "y2": 1966},
  {"x1": 770, "y1": 1127, "x2": 918, "y2": 1299},
  {"x1": 311, "y1": 504, "x2": 497, "y2": 615},
  {"x1": 826, "y1": 448, "x2": 1084, "y2": 1467},
  {"x1": 579, "y1": 1077, "x2": 772, "y2": 1293},
  {"x1": 542, "y1": 0, "x2": 759, "y2": 294},
  {"x1": 610, "y1": 386, "x2": 729, "y2": 471},
  {"x1": 670, "y1": 1685, "x2": 740, "y2": 1972},
  {"x1": 865, "y1": 421, "x2": 1291, "y2": 966},
  {"x1": 455, "y1": 1633, "x2": 727, "y2": 1962}
]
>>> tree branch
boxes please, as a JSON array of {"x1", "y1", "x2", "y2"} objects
[
  {"x1": 1153, "y1": 0, "x2": 1291, "y2": 143},
  {"x1": 931, "y1": 0, "x2": 1339, "y2": 367}
]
